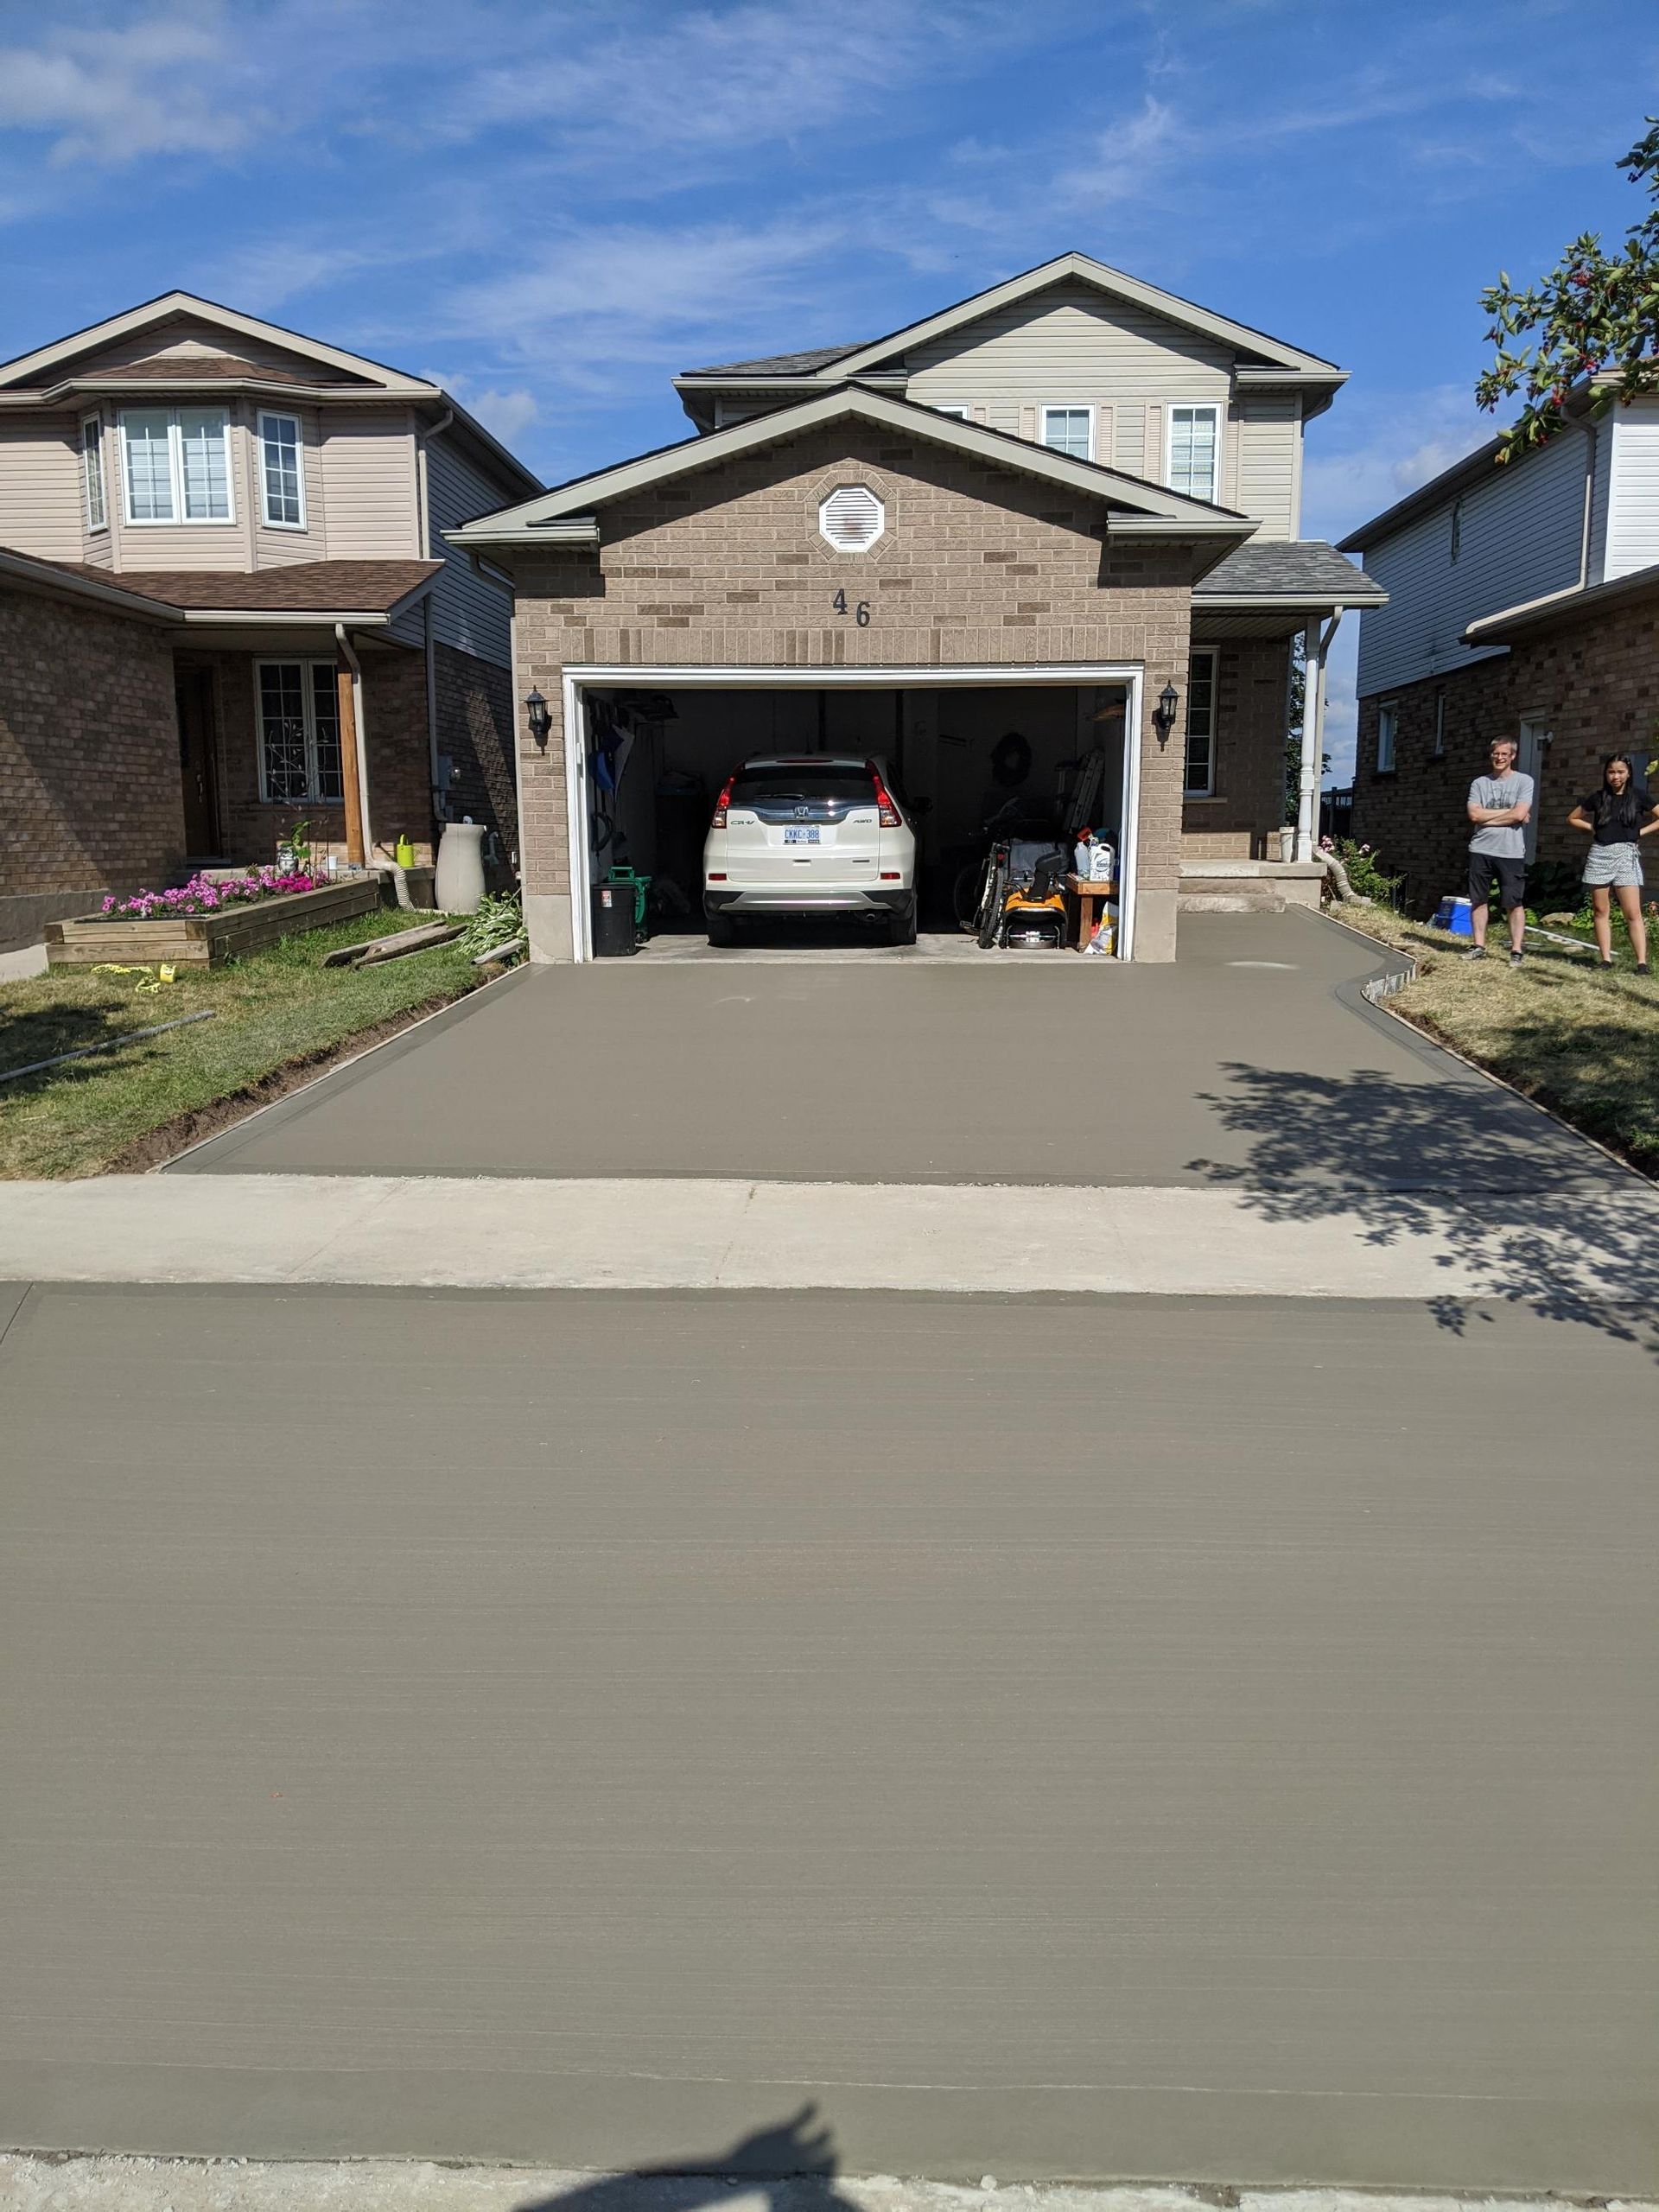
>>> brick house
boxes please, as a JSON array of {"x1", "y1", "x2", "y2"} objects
[
  {"x1": 1341, "y1": 391, "x2": 1659, "y2": 910},
  {"x1": 450, "y1": 253, "x2": 1383, "y2": 963},
  {"x1": 0, "y1": 292, "x2": 538, "y2": 949}
]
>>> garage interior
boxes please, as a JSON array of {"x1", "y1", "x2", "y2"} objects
[{"x1": 579, "y1": 679, "x2": 1131, "y2": 952}]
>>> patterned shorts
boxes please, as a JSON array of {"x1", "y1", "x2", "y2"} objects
[{"x1": 1582, "y1": 842, "x2": 1644, "y2": 889}]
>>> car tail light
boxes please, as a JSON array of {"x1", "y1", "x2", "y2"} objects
[
  {"x1": 710, "y1": 774, "x2": 735, "y2": 829},
  {"x1": 867, "y1": 760, "x2": 902, "y2": 829},
  {"x1": 880, "y1": 871, "x2": 901, "y2": 880},
  {"x1": 708, "y1": 872, "x2": 727, "y2": 881}
]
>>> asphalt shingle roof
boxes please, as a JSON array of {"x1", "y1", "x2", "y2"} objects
[
  {"x1": 683, "y1": 343, "x2": 868, "y2": 377},
  {"x1": 1194, "y1": 540, "x2": 1384, "y2": 601},
  {"x1": 41, "y1": 557, "x2": 441, "y2": 613}
]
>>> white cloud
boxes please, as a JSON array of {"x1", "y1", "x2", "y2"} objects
[
  {"x1": 455, "y1": 384, "x2": 540, "y2": 444},
  {"x1": 0, "y1": 10, "x2": 260, "y2": 165}
]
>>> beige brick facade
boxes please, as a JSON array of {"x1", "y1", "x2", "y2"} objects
[
  {"x1": 1352, "y1": 590, "x2": 1659, "y2": 910},
  {"x1": 505, "y1": 423, "x2": 1197, "y2": 959},
  {"x1": 1181, "y1": 637, "x2": 1292, "y2": 857}
]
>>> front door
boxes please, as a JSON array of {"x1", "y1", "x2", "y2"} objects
[
  {"x1": 1516, "y1": 717, "x2": 1548, "y2": 863},
  {"x1": 175, "y1": 667, "x2": 219, "y2": 856}
]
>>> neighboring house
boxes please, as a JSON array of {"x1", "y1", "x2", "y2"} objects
[
  {"x1": 0, "y1": 291, "x2": 539, "y2": 948},
  {"x1": 1341, "y1": 389, "x2": 1659, "y2": 906},
  {"x1": 452, "y1": 251, "x2": 1383, "y2": 963}
]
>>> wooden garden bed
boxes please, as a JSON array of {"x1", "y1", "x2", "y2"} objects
[{"x1": 45, "y1": 877, "x2": 382, "y2": 967}]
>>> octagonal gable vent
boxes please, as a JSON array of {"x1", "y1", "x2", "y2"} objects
[{"x1": 819, "y1": 483, "x2": 884, "y2": 551}]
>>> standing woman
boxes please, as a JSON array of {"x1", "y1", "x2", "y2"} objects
[{"x1": 1567, "y1": 753, "x2": 1659, "y2": 974}]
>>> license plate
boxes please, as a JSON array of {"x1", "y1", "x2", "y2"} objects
[{"x1": 784, "y1": 826, "x2": 820, "y2": 843}]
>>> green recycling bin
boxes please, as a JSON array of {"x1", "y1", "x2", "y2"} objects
[{"x1": 607, "y1": 866, "x2": 651, "y2": 944}]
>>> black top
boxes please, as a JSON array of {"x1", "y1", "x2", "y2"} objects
[{"x1": 1580, "y1": 784, "x2": 1654, "y2": 843}]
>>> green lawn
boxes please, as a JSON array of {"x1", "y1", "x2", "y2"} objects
[
  {"x1": 1331, "y1": 903, "x2": 1659, "y2": 1174},
  {"x1": 0, "y1": 911, "x2": 487, "y2": 1179}
]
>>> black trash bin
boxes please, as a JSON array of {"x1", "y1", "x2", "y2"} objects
[{"x1": 590, "y1": 880, "x2": 639, "y2": 957}]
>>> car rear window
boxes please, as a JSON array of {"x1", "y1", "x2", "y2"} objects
[{"x1": 729, "y1": 768, "x2": 876, "y2": 804}]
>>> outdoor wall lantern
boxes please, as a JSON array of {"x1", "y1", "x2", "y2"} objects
[
  {"x1": 525, "y1": 689, "x2": 550, "y2": 747},
  {"x1": 1154, "y1": 681, "x2": 1180, "y2": 744}
]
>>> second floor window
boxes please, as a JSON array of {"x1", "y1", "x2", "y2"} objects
[
  {"x1": 258, "y1": 412, "x2": 305, "y2": 528},
  {"x1": 80, "y1": 416, "x2": 106, "y2": 531},
  {"x1": 122, "y1": 407, "x2": 232, "y2": 524},
  {"x1": 1168, "y1": 404, "x2": 1220, "y2": 503},
  {"x1": 1040, "y1": 407, "x2": 1092, "y2": 460}
]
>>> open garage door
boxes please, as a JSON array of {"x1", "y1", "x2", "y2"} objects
[{"x1": 563, "y1": 666, "x2": 1143, "y2": 961}]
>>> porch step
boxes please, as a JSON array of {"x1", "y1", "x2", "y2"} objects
[{"x1": 1179, "y1": 859, "x2": 1324, "y2": 913}]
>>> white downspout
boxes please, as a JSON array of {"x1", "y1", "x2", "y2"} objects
[
  {"x1": 1296, "y1": 612, "x2": 1341, "y2": 864},
  {"x1": 335, "y1": 623, "x2": 372, "y2": 864},
  {"x1": 416, "y1": 408, "x2": 454, "y2": 842}
]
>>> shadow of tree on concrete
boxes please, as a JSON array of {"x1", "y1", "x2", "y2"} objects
[
  {"x1": 515, "y1": 2105, "x2": 867, "y2": 2212},
  {"x1": 1186, "y1": 1060, "x2": 1659, "y2": 1359}
]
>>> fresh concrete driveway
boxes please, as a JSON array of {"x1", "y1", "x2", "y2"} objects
[
  {"x1": 0, "y1": 1281, "x2": 1654, "y2": 2190},
  {"x1": 172, "y1": 912, "x2": 1614, "y2": 1190}
]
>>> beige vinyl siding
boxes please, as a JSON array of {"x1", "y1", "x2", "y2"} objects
[
  {"x1": 903, "y1": 279, "x2": 1235, "y2": 450},
  {"x1": 423, "y1": 432, "x2": 514, "y2": 664},
  {"x1": 46, "y1": 323, "x2": 338, "y2": 383},
  {"x1": 1113, "y1": 401, "x2": 1146, "y2": 476},
  {"x1": 318, "y1": 405, "x2": 420, "y2": 559},
  {"x1": 1236, "y1": 395, "x2": 1300, "y2": 537},
  {"x1": 251, "y1": 404, "x2": 328, "y2": 567},
  {"x1": 0, "y1": 415, "x2": 84, "y2": 561},
  {"x1": 109, "y1": 406, "x2": 251, "y2": 571}
]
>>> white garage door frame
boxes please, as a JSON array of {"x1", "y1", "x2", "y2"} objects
[{"x1": 562, "y1": 663, "x2": 1145, "y2": 963}]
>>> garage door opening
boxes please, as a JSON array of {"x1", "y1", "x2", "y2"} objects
[{"x1": 565, "y1": 667, "x2": 1141, "y2": 961}]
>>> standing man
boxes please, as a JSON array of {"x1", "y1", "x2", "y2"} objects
[{"x1": 1465, "y1": 734, "x2": 1534, "y2": 967}]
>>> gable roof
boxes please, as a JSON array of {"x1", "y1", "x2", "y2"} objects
[
  {"x1": 0, "y1": 290, "x2": 429, "y2": 395},
  {"x1": 678, "y1": 252, "x2": 1345, "y2": 390},
  {"x1": 0, "y1": 290, "x2": 541, "y2": 498},
  {"x1": 448, "y1": 383, "x2": 1258, "y2": 555},
  {"x1": 1194, "y1": 540, "x2": 1386, "y2": 607}
]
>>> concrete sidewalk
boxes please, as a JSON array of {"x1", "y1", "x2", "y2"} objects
[{"x1": 3, "y1": 1170, "x2": 1659, "y2": 1301}]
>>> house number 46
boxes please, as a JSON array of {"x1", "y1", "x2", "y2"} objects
[{"x1": 832, "y1": 590, "x2": 871, "y2": 626}]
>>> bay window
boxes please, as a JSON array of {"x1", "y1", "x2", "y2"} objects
[
  {"x1": 258, "y1": 410, "x2": 305, "y2": 528},
  {"x1": 1167, "y1": 404, "x2": 1220, "y2": 503},
  {"x1": 257, "y1": 661, "x2": 344, "y2": 804},
  {"x1": 80, "y1": 415, "x2": 106, "y2": 531},
  {"x1": 121, "y1": 406, "x2": 233, "y2": 524}
]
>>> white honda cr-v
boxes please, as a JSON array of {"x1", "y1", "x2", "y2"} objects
[{"x1": 702, "y1": 754, "x2": 918, "y2": 944}]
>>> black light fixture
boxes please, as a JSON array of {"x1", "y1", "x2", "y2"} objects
[
  {"x1": 1155, "y1": 680, "x2": 1180, "y2": 746},
  {"x1": 525, "y1": 689, "x2": 550, "y2": 747}
]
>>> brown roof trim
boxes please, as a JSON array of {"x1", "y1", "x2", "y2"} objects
[
  {"x1": 0, "y1": 543, "x2": 179, "y2": 621},
  {"x1": 5, "y1": 553, "x2": 442, "y2": 621}
]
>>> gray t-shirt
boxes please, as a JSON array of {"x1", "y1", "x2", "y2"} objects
[{"x1": 1468, "y1": 772, "x2": 1534, "y2": 858}]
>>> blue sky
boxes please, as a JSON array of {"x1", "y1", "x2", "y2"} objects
[{"x1": 3, "y1": 0, "x2": 1656, "y2": 773}]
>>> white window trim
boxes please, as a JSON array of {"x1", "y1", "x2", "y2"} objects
[
  {"x1": 1376, "y1": 700, "x2": 1399, "y2": 774},
  {"x1": 1039, "y1": 404, "x2": 1095, "y2": 461},
  {"x1": 79, "y1": 412, "x2": 107, "y2": 533},
  {"x1": 1183, "y1": 647, "x2": 1218, "y2": 798},
  {"x1": 257, "y1": 410, "x2": 307, "y2": 531},
  {"x1": 933, "y1": 404, "x2": 971, "y2": 420},
  {"x1": 1166, "y1": 401, "x2": 1223, "y2": 505},
  {"x1": 255, "y1": 658, "x2": 342, "y2": 805},
  {"x1": 119, "y1": 405, "x2": 236, "y2": 528}
]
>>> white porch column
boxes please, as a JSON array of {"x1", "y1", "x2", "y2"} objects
[{"x1": 1296, "y1": 613, "x2": 1339, "y2": 864}]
